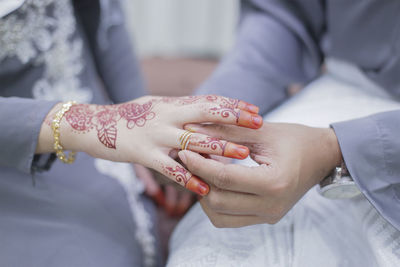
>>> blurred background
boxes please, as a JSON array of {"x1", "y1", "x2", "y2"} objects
[{"x1": 123, "y1": 0, "x2": 240, "y2": 96}]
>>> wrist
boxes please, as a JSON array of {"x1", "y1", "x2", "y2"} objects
[
  {"x1": 36, "y1": 102, "x2": 63, "y2": 154},
  {"x1": 60, "y1": 103, "x2": 100, "y2": 155},
  {"x1": 322, "y1": 127, "x2": 343, "y2": 174},
  {"x1": 61, "y1": 103, "x2": 129, "y2": 162},
  {"x1": 312, "y1": 127, "x2": 343, "y2": 184}
]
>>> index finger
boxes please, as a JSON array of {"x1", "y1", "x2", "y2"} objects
[
  {"x1": 178, "y1": 96, "x2": 263, "y2": 129},
  {"x1": 178, "y1": 150, "x2": 268, "y2": 194},
  {"x1": 153, "y1": 153, "x2": 210, "y2": 196}
]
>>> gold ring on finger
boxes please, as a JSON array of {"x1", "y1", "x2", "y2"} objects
[{"x1": 179, "y1": 130, "x2": 193, "y2": 150}]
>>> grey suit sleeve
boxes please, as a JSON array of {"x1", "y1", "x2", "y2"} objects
[
  {"x1": 0, "y1": 97, "x2": 57, "y2": 174},
  {"x1": 196, "y1": 0, "x2": 324, "y2": 114},
  {"x1": 332, "y1": 110, "x2": 400, "y2": 230}
]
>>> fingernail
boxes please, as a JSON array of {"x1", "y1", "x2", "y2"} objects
[
  {"x1": 252, "y1": 115, "x2": 263, "y2": 127},
  {"x1": 197, "y1": 181, "x2": 210, "y2": 196},
  {"x1": 236, "y1": 146, "x2": 250, "y2": 159},
  {"x1": 224, "y1": 143, "x2": 249, "y2": 159},
  {"x1": 186, "y1": 176, "x2": 210, "y2": 196},
  {"x1": 238, "y1": 111, "x2": 263, "y2": 129},
  {"x1": 178, "y1": 151, "x2": 187, "y2": 165}
]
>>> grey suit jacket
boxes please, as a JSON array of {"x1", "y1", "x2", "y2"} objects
[{"x1": 197, "y1": 0, "x2": 400, "y2": 231}]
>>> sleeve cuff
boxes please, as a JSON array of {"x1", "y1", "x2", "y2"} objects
[
  {"x1": 25, "y1": 100, "x2": 58, "y2": 174},
  {"x1": 331, "y1": 110, "x2": 400, "y2": 231},
  {"x1": 0, "y1": 97, "x2": 58, "y2": 174}
]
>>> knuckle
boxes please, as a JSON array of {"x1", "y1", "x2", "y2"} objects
[
  {"x1": 260, "y1": 168, "x2": 289, "y2": 196},
  {"x1": 269, "y1": 181, "x2": 290, "y2": 197},
  {"x1": 213, "y1": 166, "x2": 231, "y2": 189},
  {"x1": 199, "y1": 106, "x2": 210, "y2": 117},
  {"x1": 183, "y1": 155, "x2": 197, "y2": 173},
  {"x1": 207, "y1": 193, "x2": 224, "y2": 211}
]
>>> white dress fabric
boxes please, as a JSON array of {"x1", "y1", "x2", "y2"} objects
[{"x1": 167, "y1": 59, "x2": 400, "y2": 267}]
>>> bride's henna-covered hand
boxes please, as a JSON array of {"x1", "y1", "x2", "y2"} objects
[
  {"x1": 178, "y1": 123, "x2": 342, "y2": 227},
  {"x1": 38, "y1": 95, "x2": 263, "y2": 196}
]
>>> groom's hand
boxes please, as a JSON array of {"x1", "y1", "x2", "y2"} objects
[{"x1": 178, "y1": 123, "x2": 342, "y2": 228}]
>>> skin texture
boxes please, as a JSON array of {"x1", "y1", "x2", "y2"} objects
[
  {"x1": 178, "y1": 122, "x2": 342, "y2": 227},
  {"x1": 37, "y1": 95, "x2": 262, "y2": 196}
]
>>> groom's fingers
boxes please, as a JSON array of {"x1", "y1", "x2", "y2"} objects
[
  {"x1": 178, "y1": 150, "x2": 269, "y2": 194},
  {"x1": 203, "y1": 186, "x2": 262, "y2": 215},
  {"x1": 200, "y1": 200, "x2": 268, "y2": 228}
]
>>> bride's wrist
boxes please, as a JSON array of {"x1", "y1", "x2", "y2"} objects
[
  {"x1": 58, "y1": 103, "x2": 97, "y2": 154},
  {"x1": 60, "y1": 102, "x2": 137, "y2": 162}
]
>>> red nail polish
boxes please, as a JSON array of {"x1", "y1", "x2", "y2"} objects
[
  {"x1": 236, "y1": 146, "x2": 249, "y2": 159},
  {"x1": 252, "y1": 115, "x2": 262, "y2": 127},
  {"x1": 197, "y1": 182, "x2": 210, "y2": 196},
  {"x1": 186, "y1": 176, "x2": 210, "y2": 196}
]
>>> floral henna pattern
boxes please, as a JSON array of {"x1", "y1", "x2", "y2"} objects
[
  {"x1": 65, "y1": 101, "x2": 155, "y2": 149},
  {"x1": 209, "y1": 98, "x2": 240, "y2": 122},
  {"x1": 118, "y1": 101, "x2": 156, "y2": 129},
  {"x1": 163, "y1": 165, "x2": 191, "y2": 186},
  {"x1": 160, "y1": 163, "x2": 209, "y2": 196},
  {"x1": 65, "y1": 105, "x2": 94, "y2": 132},
  {"x1": 92, "y1": 108, "x2": 119, "y2": 148}
]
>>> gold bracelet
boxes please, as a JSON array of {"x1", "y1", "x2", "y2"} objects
[{"x1": 51, "y1": 101, "x2": 77, "y2": 164}]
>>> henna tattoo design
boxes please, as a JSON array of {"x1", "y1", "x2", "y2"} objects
[
  {"x1": 161, "y1": 95, "x2": 231, "y2": 106},
  {"x1": 65, "y1": 101, "x2": 155, "y2": 149},
  {"x1": 197, "y1": 137, "x2": 226, "y2": 153},
  {"x1": 160, "y1": 163, "x2": 209, "y2": 196},
  {"x1": 161, "y1": 95, "x2": 209, "y2": 105},
  {"x1": 163, "y1": 165, "x2": 191, "y2": 186},
  {"x1": 162, "y1": 95, "x2": 240, "y2": 121},
  {"x1": 209, "y1": 97, "x2": 240, "y2": 122},
  {"x1": 118, "y1": 101, "x2": 156, "y2": 129}
]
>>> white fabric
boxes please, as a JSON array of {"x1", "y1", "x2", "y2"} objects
[
  {"x1": 0, "y1": 0, "x2": 24, "y2": 18},
  {"x1": 167, "y1": 60, "x2": 400, "y2": 267}
]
